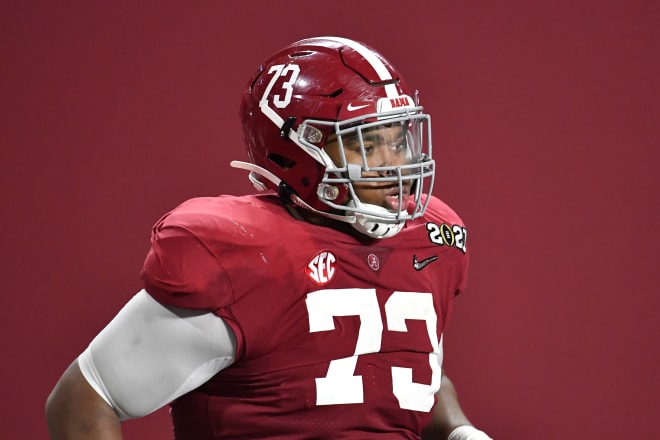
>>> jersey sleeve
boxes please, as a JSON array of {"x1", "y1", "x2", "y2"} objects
[
  {"x1": 425, "y1": 195, "x2": 471, "y2": 297},
  {"x1": 141, "y1": 215, "x2": 233, "y2": 311},
  {"x1": 454, "y1": 245, "x2": 470, "y2": 296}
]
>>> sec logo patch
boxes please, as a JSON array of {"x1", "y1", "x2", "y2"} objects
[{"x1": 306, "y1": 251, "x2": 337, "y2": 286}]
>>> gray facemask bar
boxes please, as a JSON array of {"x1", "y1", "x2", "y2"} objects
[{"x1": 297, "y1": 106, "x2": 435, "y2": 224}]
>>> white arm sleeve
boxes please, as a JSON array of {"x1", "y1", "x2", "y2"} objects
[
  {"x1": 448, "y1": 426, "x2": 494, "y2": 440},
  {"x1": 78, "y1": 289, "x2": 236, "y2": 420}
]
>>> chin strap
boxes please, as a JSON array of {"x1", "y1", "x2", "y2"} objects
[
  {"x1": 347, "y1": 200, "x2": 405, "y2": 239},
  {"x1": 352, "y1": 214, "x2": 404, "y2": 239}
]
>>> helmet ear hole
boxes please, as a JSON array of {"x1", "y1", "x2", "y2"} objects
[{"x1": 267, "y1": 153, "x2": 297, "y2": 171}]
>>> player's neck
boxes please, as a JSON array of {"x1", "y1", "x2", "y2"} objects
[{"x1": 284, "y1": 203, "x2": 374, "y2": 242}]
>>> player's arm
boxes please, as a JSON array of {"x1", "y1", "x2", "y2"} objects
[
  {"x1": 46, "y1": 360, "x2": 122, "y2": 440},
  {"x1": 45, "y1": 289, "x2": 237, "y2": 439},
  {"x1": 421, "y1": 372, "x2": 493, "y2": 440}
]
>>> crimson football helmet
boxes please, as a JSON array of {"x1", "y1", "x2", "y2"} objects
[{"x1": 232, "y1": 36, "x2": 434, "y2": 239}]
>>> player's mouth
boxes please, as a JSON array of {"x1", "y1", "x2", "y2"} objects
[{"x1": 384, "y1": 187, "x2": 411, "y2": 212}]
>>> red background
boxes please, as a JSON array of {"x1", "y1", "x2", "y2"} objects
[{"x1": 2, "y1": 1, "x2": 658, "y2": 439}]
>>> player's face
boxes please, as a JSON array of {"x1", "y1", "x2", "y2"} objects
[{"x1": 325, "y1": 123, "x2": 413, "y2": 213}]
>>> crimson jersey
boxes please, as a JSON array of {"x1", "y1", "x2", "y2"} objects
[{"x1": 141, "y1": 193, "x2": 469, "y2": 440}]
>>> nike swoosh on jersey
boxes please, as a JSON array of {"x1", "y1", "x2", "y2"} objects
[
  {"x1": 347, "y1": 103, "x2": 369, "y2": 111},
  {"x1": 413, "y1": 254, "x2": 438, "y2": 271}
]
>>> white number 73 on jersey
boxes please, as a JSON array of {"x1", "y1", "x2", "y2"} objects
[{"x1": 306, "y1": 288, "x2": 442, "y2": 412}]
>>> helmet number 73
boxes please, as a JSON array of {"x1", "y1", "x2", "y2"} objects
[
  {"x1": 305, "y1": 288, "x2": 441, "y2": 412},
  {"x1": 259, "y1": 63, "x2": 300, "y2": 109}
]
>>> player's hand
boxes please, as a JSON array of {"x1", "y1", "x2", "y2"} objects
[{"x1": 448, "y1": 425, "x2": 493, "y2": 440}]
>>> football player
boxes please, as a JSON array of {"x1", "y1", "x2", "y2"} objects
[{"x1": 46, "y1": 36, "x2": 492, "y2": 440}]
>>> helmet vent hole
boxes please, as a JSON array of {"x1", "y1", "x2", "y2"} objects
[
  {"x1": 268, "y1": 153, "x2": 297, "y2": 170},
  {"x1": 289, "y1": 50, "x2": 314, "y2": 58},
  {"x1": 323, "y1": 88, "x2": 343, "y2": 98}
]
